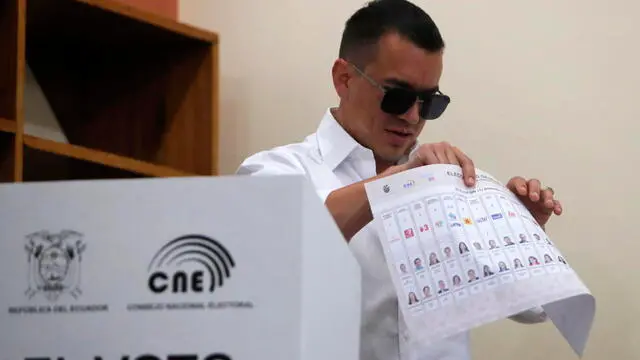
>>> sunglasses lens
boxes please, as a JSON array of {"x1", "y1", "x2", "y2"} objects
[
  {"x1": 382, "y1": 88, "x2": 451, "y2": 120},
  {"x1": 421, "y1": 94, "x2": 450, "y2": 120},
  {"x1": 380, "y1": 88, "x2": 416, "y2": 115}
]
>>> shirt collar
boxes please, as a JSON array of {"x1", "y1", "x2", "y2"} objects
[
  {"x1": 316, "y1": 108, "x2": 418, "y2": 171},
  {"x1": 316, "y1": 108, "x2": 367, "y2": 171}
]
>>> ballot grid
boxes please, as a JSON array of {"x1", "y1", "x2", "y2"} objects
[{"x1": 379, "y1": 186, "x2": 571, "y2": 315}]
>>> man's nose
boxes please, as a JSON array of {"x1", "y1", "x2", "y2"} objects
[{"x1": 399, "y1": 100, "x2": 421, "y2": 125}]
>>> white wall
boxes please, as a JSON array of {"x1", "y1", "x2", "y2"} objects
[{"x1": 180, "y1": 0, "x2": 640, "y2": 359}]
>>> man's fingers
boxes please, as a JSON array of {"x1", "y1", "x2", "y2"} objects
[
  {"x1": 541, "y1": 188, "x2": 555, "y2": 208},
  {"x1": 413, "y1": 143, "x2": 453, "y2": 166},
  {"x1": 553, "y1": 200, "x2": 563, "y2": 215},
  {"x1": 504, "y1": 175, "x2": 563, "y2": 226},
  {"x1": 418, "y1": 147, "x2": 440, "y2": 166},
  {"x1": 444, "y1": 146, "x2": 461, "y2": 165},
  {"x1": 507, "y1": 176, "x2": 528, "y2": 196},
  {"x1": 434, "y1": 151, "x2": 448, "y2": 163},
  {"x1": 452, "y1": 146, "x2": 475, "y2": 186},
  {"x1": 527, "y1": 179, "x2": 541, "y2": 201},
  {"x1": 430, "y1": 142, "x2": 448, "y2": 163},
  {"x1": 406, "y1": 149, "x2": 433, "y2": 169},
  {"x1": 409, "y1": 144, "x2": 476, "y2": 187}
]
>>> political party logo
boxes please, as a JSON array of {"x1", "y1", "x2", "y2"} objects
[
  {"x1": 420, "y1": 173, "x2": 435, "y2": 181},
  {"x1": 508, "y1": 211, "x2": 517, "y2": 217},
  {"x1": 8, "y1": 230, "x2": 109, "y2": 315},
  {"x1": 419, "y1": 224, "x2": 429, "y2": 232},
  {"x1": 24, "y1": 230, "x2": 86, "y2": 302},
  {"x1": 463, "y1": 218, "x2": 473, "y2": 225},
  {"x1": 383, "y1": 184, "x2": 390, "y2": 193},
  {"x1": 491, "y1": 213, "x2": 503, "y2": 220},
  {"x1": 403, "y1": 180, "x2": 415, "y2": 189},
  {"x1": 476, "y1": 216, "x2": 488, "y2": 223},
  {"x1": 435, "y1": 220, "x2": 444, "y2": 228},
  {"x1": 403, "y1": 228, "x2": 415, "y2": 239},
  {"x1": 147, "y1": 234, "x2": 235, "y2": 295},
  {"x1": 448, "y1": 212, "x2": 457, "y2": 220}
]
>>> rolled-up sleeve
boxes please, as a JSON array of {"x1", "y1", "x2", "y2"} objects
[{"x1": 235, "y1": 150, "x2": 333, "y2": 204}]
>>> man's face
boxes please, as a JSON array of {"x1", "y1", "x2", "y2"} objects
[{"x1": 334, "y1": 32, "x2": 444, "y2": 165}]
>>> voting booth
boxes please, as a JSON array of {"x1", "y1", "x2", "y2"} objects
[{"x1": 0, "y1": 175, "x2": 361, "y2": 360}]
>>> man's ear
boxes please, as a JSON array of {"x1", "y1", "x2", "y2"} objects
[{"x1": 332, "y1": 58, "x2": 352, "y2": 100}]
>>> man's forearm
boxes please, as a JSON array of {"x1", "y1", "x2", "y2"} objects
[
  {"x1": 325, "y1": 165, "x2": 404, "y2": 241},
  {"x1": 325, "y1": 183, "x2": 372, "y2": 241}
]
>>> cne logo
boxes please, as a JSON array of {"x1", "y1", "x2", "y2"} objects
[{"x1": 147, "y1": 234, "x2": 235, "y2": 295}]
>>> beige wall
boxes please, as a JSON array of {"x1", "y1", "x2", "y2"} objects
[{"x1": 179, "y1": 0, "x2": 639, "y2": 359}]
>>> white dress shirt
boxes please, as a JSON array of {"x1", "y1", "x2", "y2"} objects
[{"x1": 236, "y1": 108, "x2": 547, "y2": 360}]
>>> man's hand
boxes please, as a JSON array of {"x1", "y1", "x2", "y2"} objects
[
  {"x1": 326, "y1": 142, "x2": 476, "y2": 241},
  {"x1": 394, "y1": 142, "x2": 476, "y2": 187},
  {"x1": 506, "y1": 176, "x2": 562, "y2": 227}
]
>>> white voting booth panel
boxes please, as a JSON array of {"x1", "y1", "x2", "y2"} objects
[{"x1": 0, "y1": 175, "x2": 361, "y2": 360}]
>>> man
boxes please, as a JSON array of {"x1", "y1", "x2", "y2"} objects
[{"x1": 236, "y1": 0, "x2": 563, "y2": 359}]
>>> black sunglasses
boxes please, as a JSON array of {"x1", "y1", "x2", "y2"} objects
[
  {"x1": 350, "y1": 63, "x2": 451, "y2": 120},
  {"x1": 381, "y1": 86, "x2": 450, "y2": 120}
]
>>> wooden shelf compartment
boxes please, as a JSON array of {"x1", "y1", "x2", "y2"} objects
[
  {"x1": 0, "y1": 0, "x2": 20, "y2": 121},
  {"x1": 0, "y1": 118, "x2": 17, "y2": 134},
  {"x1": 22, "y1": 135, "x2": 193, "y2": 179},
  {"x1": 0, "y1": 132, "x2": 16, "y2": 183},
  {"x1": 23, "y1": 142, "x2": 142, "y2": 182},
  {"x1": 25, "y1": 0, "x2": 219, "y2": 176}
]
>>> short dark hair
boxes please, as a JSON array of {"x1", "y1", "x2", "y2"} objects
[{"x1": 338, "y1": 0, "x2": 445, "y2": 67}]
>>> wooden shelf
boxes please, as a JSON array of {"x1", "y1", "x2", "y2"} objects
[
  {"x1": 0, "y1": 0, "x2": 220, "y2": 183},
  {"x1": 0, "y1": 118, "x2": 16, "y2": 134},
  {"x1": 23, "y1": 135, "x2": 193, "y2": 178},
  {"x1": 78, "y1": 0, "x2": 216, "y2": 43},
  {"x1": 23, "y1": 143, "x2": 143, "y2": 182},
  {"x1": 27, "y1": 0, "x2": 217, "y2": 47}
]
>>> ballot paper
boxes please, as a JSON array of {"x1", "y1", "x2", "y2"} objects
[{"x1": 364, "y1": 164, "x2": 595, "y2": 357}]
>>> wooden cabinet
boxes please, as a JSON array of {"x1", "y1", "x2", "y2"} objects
[
  {"x1": 114, "y1": 0, "x2": 177, "y2": 19},
  {"x1": 0, "y1": 0, "x2": 218, "y2": 182}
]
